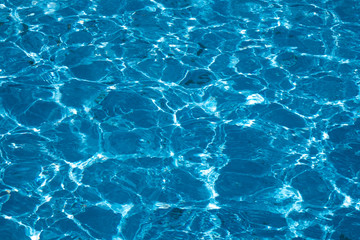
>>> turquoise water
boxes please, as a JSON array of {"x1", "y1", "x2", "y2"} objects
[{"x1": 0, "y1": 0, "x2": 360, "y2": 239}]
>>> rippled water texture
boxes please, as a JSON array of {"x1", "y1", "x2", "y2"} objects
[{"x1": 0, "y1": 0, "x2": 360, "y2": 239}]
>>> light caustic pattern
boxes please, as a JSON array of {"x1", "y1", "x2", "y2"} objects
[{"x1": 0, "y1": 0, "x2": 360, "y2": 239}]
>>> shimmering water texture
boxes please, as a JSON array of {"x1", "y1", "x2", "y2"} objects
[{"x1": 0, "y1": 0, "x2": 360, "y2": 239}]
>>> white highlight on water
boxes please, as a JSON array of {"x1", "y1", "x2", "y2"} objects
[{"x1": 246, "y1": 94, "x2": 265, "y2": 105}]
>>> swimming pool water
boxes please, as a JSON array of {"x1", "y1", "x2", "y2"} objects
[{"x1": 0, "y1": 0, "x2": 360, "y2": 239}]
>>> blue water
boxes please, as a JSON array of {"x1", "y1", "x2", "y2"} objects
[{"x1": 0, "y1": 0, "x2": 359, "y2": 239}]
